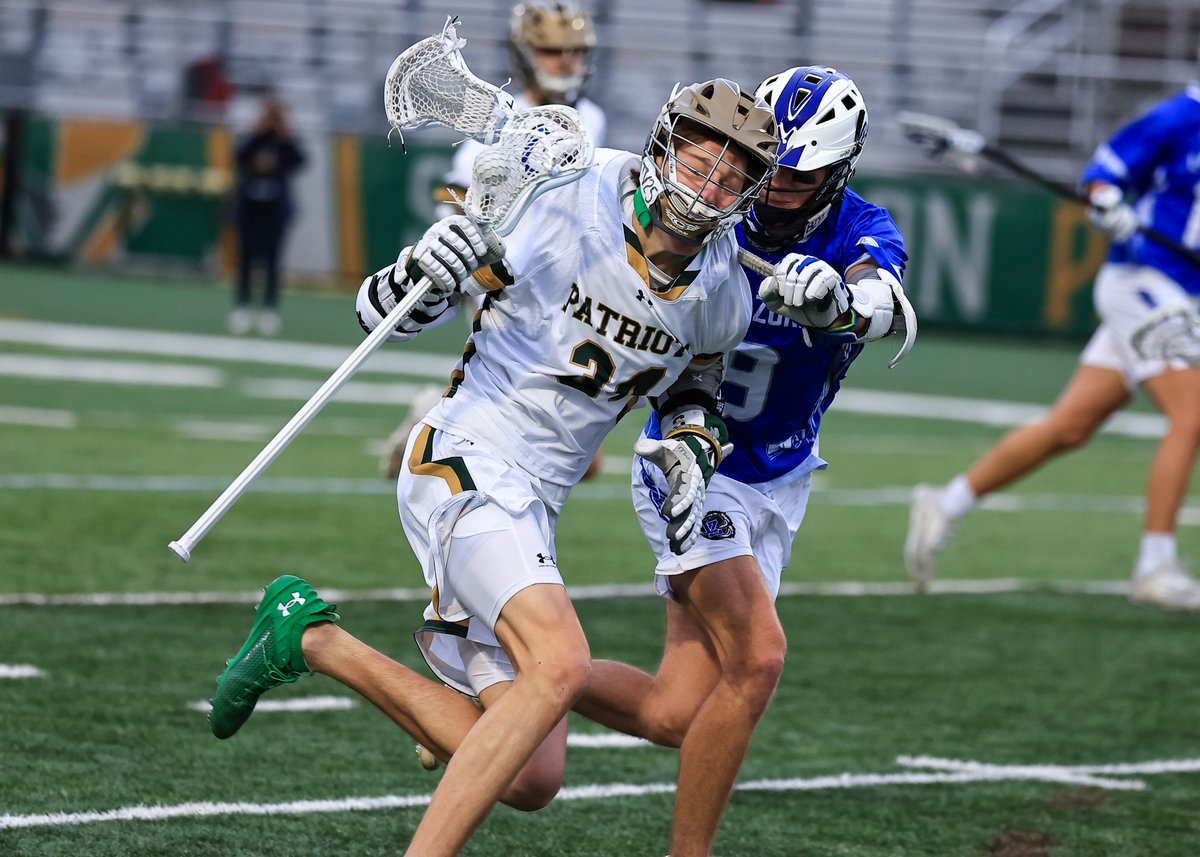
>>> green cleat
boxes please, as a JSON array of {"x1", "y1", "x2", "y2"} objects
[{"x1": 209, "y1": 575, "x2": 339, "y2": 739}]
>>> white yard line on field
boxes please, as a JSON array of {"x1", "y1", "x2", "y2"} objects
[
  {"x1": 187, "y1": 696, "x2": 356, "y2": 714},
  {"x1": 0, "y1": 405, "x2": 76, "y2": 428},
  {"x1": 0, "y1": 319, "x2": 1169, "y2": 437},
  {"x1": 241, "y1": 377, "x2": 427, "y2": 405},
  {"x1": 0, "y1": 354, "x2": 223, "y2": 387},
  {"x1": 0, "y1": 579, "x2": 1131, "y2": 608},
  {"x1": 898, "y1": 754, "x2": 1200, "y2": 777},
  {"x1": 0, "y1": 665, "x2": 45, "y2": 679},
  {"x1": 0, "y1": 319, "x2": 454, "y2": 378},
  {"x1": 1, "y1": 471, "x2": 1196, "y2": 526},
  {"x1": 833, "y1": 389, "x2": 1166, "y2": 438},
  {"x1": 3, "y1": 752, "x2": 1182, "y2": 829}
]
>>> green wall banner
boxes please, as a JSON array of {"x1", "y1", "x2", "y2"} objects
[{"x1": 12, "y1": 115, "x2": 1108, "y2": 336}]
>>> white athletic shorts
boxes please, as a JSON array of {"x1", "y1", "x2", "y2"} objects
[
  {"x1": 1080, "y1": 263, "x2": 1196, "y2": 387},
  {"x1": 631, "y1": 456, "x2": 813, "y2": 600},
  {"x1": 398, "y1": 423, "x2": 568, "y2": 696}
]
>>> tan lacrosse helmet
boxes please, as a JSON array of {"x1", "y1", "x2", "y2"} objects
[
  {"x1": 641, "y1": 79, "x2": 779, "y2": 247},
  {"x1": 509, "y1": 2, "x2": 597, "y2": 105}
]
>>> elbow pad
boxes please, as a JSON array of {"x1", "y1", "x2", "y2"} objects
[{"x1": 847, "y1": 267, "x2": 903, "y2": 343}]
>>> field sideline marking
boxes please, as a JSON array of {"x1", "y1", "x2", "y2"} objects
[
  {"x1": 0, "y1": 355, "x2": 223, "y2": 387},
  {"x1": 0, "y1": 319, "x2": 455, "y2": 379},
  {"x1": 0, "y1": 665, "x2": 45, "y2": 679},
  {"x1": 898, "y1": 755, "x2": 1200, "y2": 777},
  {"x1": 0, "y1": 579, "x2": 1132, "y2": 608},
  {"x1": 0, "y1": 319, "x2": 1166, "y2": 437},
  {"x1": 0, "y1": 753, "x2": 1176, "y2": 830},
  {"x1": 1, "y1": 473, "x2": 1196, "y2": 525},
  {"x1": 187, "y1": 697, "x2": 354, "y2": 714},
  {"x1": 184, "y1": 696, "x2": 653, "y2": 748}
]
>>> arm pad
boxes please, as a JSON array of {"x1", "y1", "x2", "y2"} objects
[
  {"x1": 653, "y1": 358, "x2": 732, "y2": 481},
  {"x1": 847, "y1": 266, "x2": 904, "y2": 343}
]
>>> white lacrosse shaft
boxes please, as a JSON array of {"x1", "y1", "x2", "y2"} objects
[
  {"x1": 167, "y1": 277, "x2": 437, "y2": 563},
  {"x1": 737, "y1": 246, "x2": 916, "y2": 367}
]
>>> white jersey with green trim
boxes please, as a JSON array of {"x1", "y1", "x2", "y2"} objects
[{"x1": 424, "y1": 147, "x2": 752, "y2": 488}]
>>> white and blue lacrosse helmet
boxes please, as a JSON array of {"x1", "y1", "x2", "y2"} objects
[{"x1": 745, "y1": 66, "x2": 868, "y2": 251}]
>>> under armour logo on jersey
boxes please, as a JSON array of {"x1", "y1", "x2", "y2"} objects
[
  {"x1": 536, "y1": 552, "x2": 557, "y2": 567},
  {"x1": 277, "y1": 593, "x2": 307, "y2": 617},
  {"x1": 635, "y1": 290, "x2": 649, "y2": 303}
]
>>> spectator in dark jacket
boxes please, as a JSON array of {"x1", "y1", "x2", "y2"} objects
[{"x1": 229, "y1": 97, "x2": 305, "y2": 335}]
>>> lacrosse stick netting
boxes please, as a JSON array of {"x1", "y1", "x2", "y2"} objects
[{"x1": 385, "y1": 18, "x2": 593, "y2": 235}]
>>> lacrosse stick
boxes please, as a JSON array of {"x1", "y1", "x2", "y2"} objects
[
  {"x1": 897, "y1": 111, "x2": 1200, "y2": 269},
  {"x1": 169, "y1": 19, "x2": 594, "y2": 562},
  {"x1": 736, "y1": 247, "x2": 917, "y2": 368}
]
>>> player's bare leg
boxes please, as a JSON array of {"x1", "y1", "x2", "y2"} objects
[
  {"x1": 575, "y1": 598, "x2": 719, "y2": 746},
  {"x1": 908, "y1": 365, "x2": 1130, "y2": 588},
  {"x1": 302, "y1": 624, "x2": 568, "y2": 811},
  {"x1": 1139, "y1": 367, "x2": 1200, "y2": 532},
  {"x1": 405, "y1": 583, "x2": 590, "y2": 856},
  {"x1": 965, "y1": 365, "x2": 1128, "y2": 495},
  {"x1": 666, "y1": 556, "x2": 786, "y2": 857}
]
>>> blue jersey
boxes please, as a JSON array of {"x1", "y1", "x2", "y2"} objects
[
  {"x1": 1079, "y1": 84, "x2": 1200, "y2": 292},
  {"x1": 645, "y1": 189, "x2": 907, "y2": 486}
]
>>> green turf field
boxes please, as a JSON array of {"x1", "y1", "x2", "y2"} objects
[{"x1": 1, "y1": 263, "x2": 1198, "y2": 855}]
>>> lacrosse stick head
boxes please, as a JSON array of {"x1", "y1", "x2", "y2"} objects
[
  {"x1": 1131, "y1": 306, "x2": 1200, "y2": 366},
  {"x1": 896, "y1": 111, "x2": 986, "y2": 172},
  {"x1": 385, "y1": 17, "x2": 516, "y2": 144},
  {"x1": 465, "y1": 104, "x2": 594, "y2": 235}
]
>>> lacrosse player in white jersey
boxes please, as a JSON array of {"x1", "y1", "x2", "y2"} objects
[
  {"x1": 380, "y1": 0, "x2": 607, "y2": 481},
  {"x1": 209, "y1": 79, "x2": 781, "y2": 856}
]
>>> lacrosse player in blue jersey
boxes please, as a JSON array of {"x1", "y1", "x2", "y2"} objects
[
  {"x1": 572, "y1": 66, "x2": 912, "y2": 857},
  {"x1": 907, "y1": 82, "x2": 1200, "y2": 610}
]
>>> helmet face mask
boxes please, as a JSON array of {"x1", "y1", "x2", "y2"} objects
[
  {"x1": 746, "y1": 66, "x2": 868, "y2": 251},
  {"x1": 509, "y1": 2, "x2": 596, "y2": 105},
  {"x1": 642, "y1": 81, "x2": 779, "y2": 249}
]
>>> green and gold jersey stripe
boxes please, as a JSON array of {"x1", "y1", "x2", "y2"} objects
[
  {"x1": 407, "y1": 425, "x2": 477, "y2": 494},
  {"x1": 622, "y1": 224, "x2": 700, "y2": 302},
  {"x1": 471, "y1": 261, "x2": 515, "y2": 293}
]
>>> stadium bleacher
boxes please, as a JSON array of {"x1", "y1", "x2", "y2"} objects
[{"x1": 0, "y1": 0, "x2": 1196, "y2": 180}]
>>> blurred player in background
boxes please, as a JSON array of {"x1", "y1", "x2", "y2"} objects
[
  {"x1": 572, "y1": 66, "x2": 911, "y2": 857},
  {"x1": 208, "y1": 79, "x2": 780, "y2": 855},
  {"x1": 906, "y1": 81, "x2": 1200, "y2": 610},
  {"x1": 380, "y1": 1, "x2": 607, "y2": 480},
  {"x1": 228, "y1": 95, "x2": 306, "y2": 336}
]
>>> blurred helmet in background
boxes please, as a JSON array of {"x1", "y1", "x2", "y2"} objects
[{"x1": 508, "y1": 2, "x2": 597, "y2": 106}]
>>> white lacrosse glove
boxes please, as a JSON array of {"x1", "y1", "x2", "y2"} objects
[
  {"x1": 636, "y1": 414, "x2": 732, "y2": 556},
  {"x1": 410, "y1": 214, "x2": 505, "y2": 300},
  {"x1": 636, "y1": 436, "x2": 708, "y2": 556},
  {"x1": 758, "y1": 253, "x2": 851, "y2": 329},
  {"x1": 1087, "y1": 184, "x2": 1138, "y2": 243}
]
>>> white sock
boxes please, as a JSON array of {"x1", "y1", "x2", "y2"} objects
[
  {"x1": 1135, "y1": 533, "x2": 1177, "y2": 577},
  {"x1": 938, "y1": 474, "x2": 977, "y2": 520}
]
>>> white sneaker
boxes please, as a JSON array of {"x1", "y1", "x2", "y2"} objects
[
  {"x1": 1130, "y1": 559, "x2": 1200, "y2": 611},
  {"x1": 904, "y1": 485, "x2": 956, "y2": 593},
  {"x1": 380, "y1": 384, "x2": 445, "y2": 479},
  {"x1": 227, "y1": 308, "x2": 253, "y2": 335},
  {"x1": 415, "y1": 743, "x2": 440, "y2": 771},
  {"x1": 256, "y1": 310, "x2": 282, "y2": 337}
]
